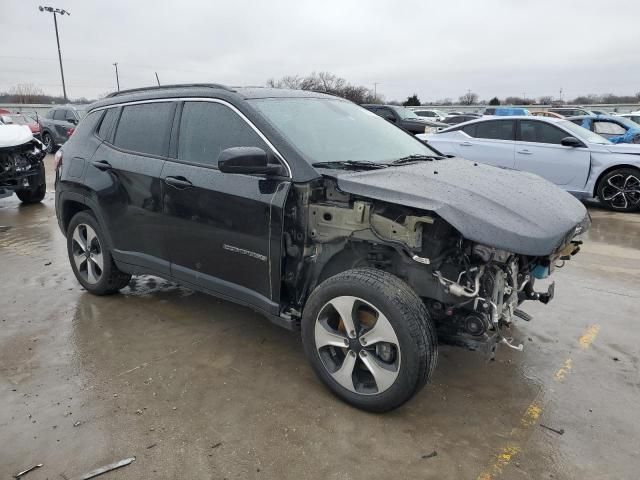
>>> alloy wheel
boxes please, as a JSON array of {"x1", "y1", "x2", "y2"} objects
[
  {"x1": 601, "y1": 174, "x2": 640, "y2": 210},
  {"x1": 71, "y1": 223, "x2": 104, "y2": 284},
  {"x1": 314, "y1": 296, "x2": 401, "y2": 395}
]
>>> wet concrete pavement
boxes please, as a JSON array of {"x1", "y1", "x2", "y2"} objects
[{"x1": 1, "y1": 156, "x2": 639, "y2": 479}]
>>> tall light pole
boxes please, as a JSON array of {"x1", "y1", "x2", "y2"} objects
[
  {"x1": 373, "y1": 82, "x2": 379, "y2": 99},
  {"x1": 38, "y1": 6, "x2": 70, "y2": 102},
  {"x1": 113, "y1": 63, "x2": 120, "y2": 91}
]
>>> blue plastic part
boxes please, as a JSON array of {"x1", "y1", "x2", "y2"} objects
[
  {"x1": 493, "y1": 107, "x2": 531, "y2": 116},
  {"x1": 532, "y1": 264, "x2": 550, "y2": 279},
  {"x1": 607, "y1": 127, "x2": 640, "y2": 144}
]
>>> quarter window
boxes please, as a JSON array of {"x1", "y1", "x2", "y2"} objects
[
  {"x1": 96, "y1": 108, "x2": 118, "y2": 140},
  {"x1": 113, "y1": 102, "x2": 174, "y2": 156},
  {"x1": 519, "y1": 120, "x2": 568, "y2": 144},
  {"x1": 177, "y1": 101, "x2": 269, "y2": 167},
  {"x1": 474, "y1": 120, "x2": 515, "y2": 140}
]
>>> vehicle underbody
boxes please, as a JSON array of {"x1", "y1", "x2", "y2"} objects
[{"x1": 281, "y1": 177, "x2": 585, "y2": 357}]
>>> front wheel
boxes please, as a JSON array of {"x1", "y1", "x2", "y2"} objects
[
  {"x1": 301, "y1": 268, "x2": 437, "y2": 412},
  {"x1": 597, "y1": 168, "x2": 640, "y2": 212}
]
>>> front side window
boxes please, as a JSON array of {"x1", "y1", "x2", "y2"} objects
[
  {"x1": 249, "y1": 98, "x2": 439, "y2": 165},
  {"x1": 53, "y1": 109, "x2": 67, "y2": 120},
  {"x1": 593, "y1": 121, "x2": 626, "y2": 135},
  {"x1": 377, "y1": 108, "x2": 396, "y2": 121},
  {"x1": 113, "y1": 102, "x2": 174, "y2": 156},
  {"x1": 519, "y1": 120, "x2": 568, "y2": 144},
  {"x1": 177, "y1": 101, "x2": 268, "y2": 167},
  {"x1": 474, "y1": 120, "x2": 515, "y2": 140}
]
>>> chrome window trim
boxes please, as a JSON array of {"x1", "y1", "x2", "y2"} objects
[{"x1": 89, "y1": 98, "x2": 292, "y2": 178}]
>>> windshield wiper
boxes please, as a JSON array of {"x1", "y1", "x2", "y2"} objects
[
  {"x1": 390, "y1": 154, "x2": 444, "y2": 165},
  {"x1": 312, "y1": 160, "x2": 388, "y2": 170}
]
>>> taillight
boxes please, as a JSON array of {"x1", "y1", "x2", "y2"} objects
[
  {"x1": 53, "y1": 150, "x2": 63, "y2": 170},
  {"x1": 66, "y1": 127, "x2": 75, "y2": 137}
]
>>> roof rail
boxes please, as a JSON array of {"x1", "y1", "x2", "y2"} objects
[{"x1": 106, "y1": 83, "x2": 234, "y2": 98}]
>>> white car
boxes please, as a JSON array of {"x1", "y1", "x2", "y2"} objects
[
  {"x1": 409, "y1": 108, "x2": 448, "y2": 122},
  {"x1": 418, "y1": 116, "x2": 640, "y2": 211},
  {"x1": 619, "y1": 113, "x2": 640, "y2": 124}
]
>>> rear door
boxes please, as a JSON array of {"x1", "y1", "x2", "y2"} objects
[
  {"x1": 161, "y1": 100, "x2": 290, "y2": 313},
  {"x1": 455, "y1": 119, "x2": 516, "y2": 168},
  {"x1": 86, "y1": 101, "x2": 176, "y2": 275},
  {"x1": 514, "y1": 119, "x2": 590, "y2": 189}
]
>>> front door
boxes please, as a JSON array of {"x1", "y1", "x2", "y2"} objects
[
  {"x1": 162, "y1": 100, "x2": 290, "y2": 314},
  {"x1": 514, "y1": 119, "x2": 591, "y2": 190}
]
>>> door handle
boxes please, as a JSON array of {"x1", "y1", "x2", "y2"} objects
[
  {"x1": 517, "y1": 149, "x2": 533, "y2": 155},
  {"x1": 91, "y1": 160, "x2": 112, "y2": 171},
  {"x1": 164, "y1": 176, "x2": 193, "y2": 189},
  {"x1": 459, "y1": 141, "x2": 472, "y2": 146}
]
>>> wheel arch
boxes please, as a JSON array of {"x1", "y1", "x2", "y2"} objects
[{"x1": 593, "y1": 164, "x2": 640, "y2": 197}]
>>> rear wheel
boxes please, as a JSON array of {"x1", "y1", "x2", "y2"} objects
[
  {"x1": 67, "y1": 211, "x2": 131, "y2": 295},
  {"x1": 301, "y1": 268, "x2": 437, "y2": 412},
  {"x1": 597, "y1": 168, "x2": 640, "y2": 212}
]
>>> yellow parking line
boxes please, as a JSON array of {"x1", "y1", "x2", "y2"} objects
[
  {"x1": 477, "y1": 323, "x2": 600, "y2": 478},
  {"x1": 554, "y1": 358, "x2": 573, "y2": 382},
  {"x1": 476, "y1": 403, "x2": 541, "y2": 480},
  {"x1": 578, "y1": 324, "x2": 600, "y2": 349}
]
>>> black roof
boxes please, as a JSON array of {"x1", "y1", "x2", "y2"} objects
[{"x1": 90, "y1": 84, "x2": 338, "y2": 111}]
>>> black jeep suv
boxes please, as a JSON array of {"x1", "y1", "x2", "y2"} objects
[{"x1": 55, "y1": 84, "x2": 589, "y2": 412}]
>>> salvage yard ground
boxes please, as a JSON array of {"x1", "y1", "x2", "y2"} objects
[{"x1": 1, "y1": 156, "x2": 639, "y2": 479}]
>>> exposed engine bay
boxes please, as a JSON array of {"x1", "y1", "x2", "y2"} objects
[
  {"x1": 0, "y1": 129, "x2": 46, "y2": 195},
  {"x1": 282, "y1": 178, "x2": 586, "y2": 358}
]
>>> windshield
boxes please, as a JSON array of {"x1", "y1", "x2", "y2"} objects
[
  {"x1": 557, "y1": 120, "x2": 611, "y2": 144},
  {"x1": 250, "y1": 98, "x2": 439, "y2": 164}
]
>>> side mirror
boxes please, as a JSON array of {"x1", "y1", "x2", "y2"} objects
[
  {"x1": 218, "y1": 147, "x2": 284, "y2": 176},
  {"x1": 561, "y1": 136, "x2": 582, "y2": 147}
]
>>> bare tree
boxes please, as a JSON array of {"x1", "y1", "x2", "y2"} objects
[
  {"x1": 538, "y1": 96, "x2": 554, "y2": 105},
  {"x1": 9, "y1": 84, "x2": 45, "y2": 104},
  {"x1": 458, "y1": 91, "x2": 479, "y2": 105},
  {"x1": 266, "y1": 71, "x2": 380, "y2": 104}
]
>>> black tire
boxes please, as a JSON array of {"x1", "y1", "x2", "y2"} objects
[
  {"x1": 301, "y1": 268, "x2": 437, "y2": 412},
  {"x1": 597, "y1": 167, "x2": 640, "y2": 212},
  {"x1": 42, "y1": 132, "x2": 54, "y2": 153},
  {"x1": 16, "y1": 183, "x2": 46, "y2": 204},
  {"x1": 67, "y1": 211, "x2": 131, "y2": 295}
]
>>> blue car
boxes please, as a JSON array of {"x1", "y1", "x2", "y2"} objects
[{"x1": 567, "y1": 115, "x2": 640, "y2": 144}]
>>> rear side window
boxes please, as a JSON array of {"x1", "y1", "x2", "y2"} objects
[
  {"x1": 113, "y1": 102, "x2": 174, "y2": 156},
  {"x1": 53, "y1": 109, "x2": 67, "y2": 120},
  {"x1": 474, "y1": 120, "x2": 515, "y2": 140},
  {"x1": 177, "y1": 101, "x2": 268, "y2": 167},
  {"x1": 96, "y1": 108, "x2": 118, "y2": 140},
  {"x1": 519, "y1": 120, "x2": 568, "y2": 144}
]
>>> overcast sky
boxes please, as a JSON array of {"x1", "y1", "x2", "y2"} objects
[{"x1": 1, "y1": 0, "x2": 639, "y2": 102}]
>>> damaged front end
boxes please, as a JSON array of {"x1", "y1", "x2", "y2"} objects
[
  {"x1": 281, "y1": 160, "x2": 589, "y2": 358},
  {"x1": 0, "y1": 126, "x2": 46, "y2": 199}
]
